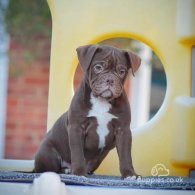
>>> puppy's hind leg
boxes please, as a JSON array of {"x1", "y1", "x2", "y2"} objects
[{"x1": 34, "y1": 146, "x2": 62, "y2": 173}]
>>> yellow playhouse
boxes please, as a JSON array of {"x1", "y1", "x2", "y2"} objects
[{"x1": 0, "y1": 0, "x2": 195, "y2": 194}]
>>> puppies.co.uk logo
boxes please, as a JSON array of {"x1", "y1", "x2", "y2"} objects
[{"x1": 151, "y1": 163, "x2": 170, "y2": 176}]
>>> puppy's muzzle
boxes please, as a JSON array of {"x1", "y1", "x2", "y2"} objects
[{"x1": 91, "y1": 73, "x2": 123, "y2": 100}]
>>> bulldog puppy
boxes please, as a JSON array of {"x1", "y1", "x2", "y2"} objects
[{"x1": 34, "y1": 44, "x2": 141, "y2": 179}]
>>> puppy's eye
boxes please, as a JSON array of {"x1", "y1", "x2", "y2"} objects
[
  {"x1": 118, "y1": 68, "x2": 126, "y2": 77},
  {"x1": 94, "y1": 64, "x2": 104, "y2": 73}
]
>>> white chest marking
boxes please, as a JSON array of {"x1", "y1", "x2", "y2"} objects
[{"x1": 87, "y1": 93, "x2": 117, "y2": 148}]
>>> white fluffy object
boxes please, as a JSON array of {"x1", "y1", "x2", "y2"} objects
[{"x1": 28, "y1": 172, "x2": 67, "y2": 195}]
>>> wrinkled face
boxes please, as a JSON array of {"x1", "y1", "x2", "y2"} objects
[
  {"x1": 76, "y1": 44, "x2": 141, "y2": 101},
  {"x1": 88, "y1": 47, "x2": 129, "y2": 101}
]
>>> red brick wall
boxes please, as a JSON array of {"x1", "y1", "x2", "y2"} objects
[
  {"x1": 5, "y1": 64, "x2": 49, "y2": 159},
  {"x1": 5, "y1": 40, "x2": 50, "y2": 160}
]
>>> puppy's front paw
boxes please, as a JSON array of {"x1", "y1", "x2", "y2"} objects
[
  {"x1": 124, "y1": 175, "x2": 141, "y2": 180},
  {"x1": 72, "y1": 166, "x2": 86, "y2": 176},
  {"x1": 64, "y1": 168, "x2": 71, "y2": 174}
]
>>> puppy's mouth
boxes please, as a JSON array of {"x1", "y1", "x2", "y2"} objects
[{"x1": 100, "y1": 89, "x2": 113, "y2": 99}]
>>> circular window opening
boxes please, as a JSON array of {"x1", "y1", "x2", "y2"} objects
[{"x1": 74, "y1": 38, "x2": 167, "y2": 128}]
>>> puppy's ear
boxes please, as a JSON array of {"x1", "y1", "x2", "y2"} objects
[
  {"x1": 124, "y1": 51, "x2": 141, "y2": 76},
  {"x1": 76, "y1": 45, "x2": 99, "y2": 72}
]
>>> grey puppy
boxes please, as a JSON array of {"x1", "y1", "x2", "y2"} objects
[{"x1": 34, "y1": 44, "x2": 141, "y2": 179}]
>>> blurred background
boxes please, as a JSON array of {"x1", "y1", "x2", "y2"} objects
[{"x1": 0, "y1": 0, "x2": 166, "y2": 160}]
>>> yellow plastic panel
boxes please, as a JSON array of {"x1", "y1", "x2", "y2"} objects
[
  {"x1": 46, "y1": 0, "x2": 195, "y2": 176},
  {"x1": 176, "y1": 0, "x2": 195, "y2": 44},
  {"x1": 171, "y1": 96, "x2": 195, "y2": 168}
]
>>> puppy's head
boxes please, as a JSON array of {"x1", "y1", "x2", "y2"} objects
[{"x1": 76, "y1": 44, "x2": 141, "y2": 101}]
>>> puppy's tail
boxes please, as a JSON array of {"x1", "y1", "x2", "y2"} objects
[{"x1": 27, "y1": 172, "x2": 67, "y2": 195}]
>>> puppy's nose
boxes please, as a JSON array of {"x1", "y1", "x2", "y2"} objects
[{"x1": 106, "y1": 78, "x2": 114, "y2": 85}]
